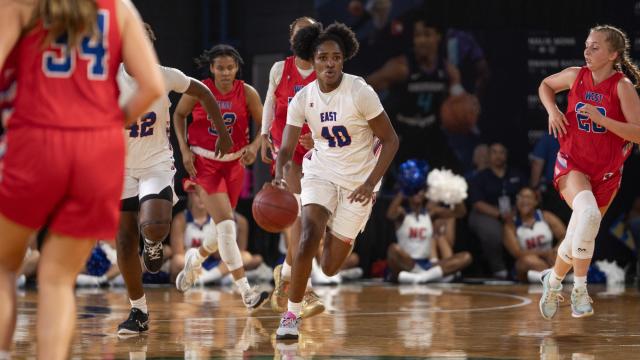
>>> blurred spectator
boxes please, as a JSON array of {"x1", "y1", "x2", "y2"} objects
[
  {"x1": 385, "y1": 15, "x2": 463, "y2": 173},
  {"x1": 468, "y1": 142, "x2": 524, "y2": 278},
  {"x1": 170, "y1": 192, "x2": 271, "y2": 285},
  {"x1": 503, "y1": 187, "x2": 567, "y2": 282},
  {"x1": 444, "y1": 28, "x2": 490, "y2": 98},
  {"x1": 465, "y1": 143, "x2": 489, "y2": 181},
  {"x1": 16, "y1": 234, "x2": 39, "y2": 288},
  {"x1": 75, "y1": 240, "x2": 121, "y2": 287},
  {"x1": 386, "y1": 188, "x2": 471, "y2": 283},
  {"x1": 529, "y1": 133, "x2": 570, "y2": 222}
]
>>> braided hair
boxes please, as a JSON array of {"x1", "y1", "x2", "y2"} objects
[
  {"x1": 194, "y1": 44, "x2": 244, "y2": 79},
  {"x1": 292, "y1": 22, "x2": 359, "y2": 62},
  {"x1": 591, "y1": 25, "x2": 640, "y2": 88}
]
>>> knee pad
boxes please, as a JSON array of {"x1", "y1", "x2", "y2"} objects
[
  {"x1": 571, "y1": 190, "x2": 602, "y2": 259},
  {"x1": 216, "y1": 219, "x2": 243, "y2": 271},
  {"x1": 140, "y1": 221, "x2": 171, "y2": 242},
  {"x1": 557, "y1": 238, "x2": 573, "y2": 264},
  {"x1": 202, "y1": 219, "x2": 218, "y2": 253}
]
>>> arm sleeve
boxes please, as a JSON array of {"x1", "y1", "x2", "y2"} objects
[
  {"x1": 353, "y1": 78, "x2": 384, "y2": 120},
  {"x1": 285, "y1": 89, "x2": 305, "y2": 128},
  {"x1": 261, "y1": 61, "x2": 284, "y2": 135},
  {"x1": 161, "y1": 66, "x2": 190, "y2": 94}
]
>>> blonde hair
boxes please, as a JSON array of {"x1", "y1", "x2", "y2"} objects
[
  {"x1": 591, "y1": 24, "x2": 640, "y2": 88},
  {"x1": 38, "y1": 0, "x2": 98, "y2": 47}
]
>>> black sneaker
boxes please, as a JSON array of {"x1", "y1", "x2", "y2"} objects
[
  {"x1": 117, "y1": 308, "x2": 149, "y2": 336},
  {"x1": 142, "y1": 239, "x2": 164, "y2": 274}
]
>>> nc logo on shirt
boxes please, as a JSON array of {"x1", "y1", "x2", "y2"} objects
[
  {"x1": 320, "y1": 112, "x2": 337, "y2": 122},
  {"x1": 409, "y1": 227, "x2": 428, "y2": 240}
]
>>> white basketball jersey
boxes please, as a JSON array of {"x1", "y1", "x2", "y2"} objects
[
  {"x1": 183, "y1": 210, "x2": 214, "y2": 249},
  {"x1": 118, "y1": 65, "x2": 190, "y2": 169},
  {"x1": 515, "y1": 210, "x2": 553, "y2": 251},
  {"x1": 395, "y1": 211, "x2": 433, "y2": 260},
  {"x1": 287, "y1": 73, "x2": 384, "y2": 191}
]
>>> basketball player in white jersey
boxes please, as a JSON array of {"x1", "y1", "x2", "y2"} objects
[
  {"x1": 386, "y1": 188, "x2": 471, "y2": 284},
  {"x1": 272, "y1": 22, "x2": 399, "y2": 340},
  {"x1": 504, "y1": 187, "x2": 566, "y2": 282},
  {"x1": 115, "y1": 24, "x2": 233, "y2": 336}
]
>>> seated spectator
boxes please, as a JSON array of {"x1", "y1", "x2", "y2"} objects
[
  {"x1": 16, "y1": 234, "x2": 39, "y2": 287},
  {"x1": 529, "y1": 133, "x2": 570, "y2": 222},
  {"x1": 468, "y1": 142, "x2": 524, "y2": 278},
  {"x1": 76, "y1": 240, "x2": 121, "y2": 287},
  {"x1": 386, "y1": 188, "x2": 471, "y2": 283},
  {"x1": 503, "y1": 187, "x2": 567, "y2": 282},
  {"x1": 465, "y1": 143, "x2": 488, "y2": 181},
  {"x1": 170, "y1": 192, "x2": 271, "y2": 285}
]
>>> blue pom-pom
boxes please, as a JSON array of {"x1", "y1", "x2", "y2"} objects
[
  {"x1": 397, "y1": 159, "x2": 430, "y2": 195},
  {"x1": 85, "y1": 246, "x2": 111, "y2": 276}
]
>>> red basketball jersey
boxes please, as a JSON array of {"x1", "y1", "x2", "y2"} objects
[
  {"x1": 562, "y1": 66, "x2": 632, "y2": 179},
  {"x1": 0, "y1": 49, "x2": 18, "y2": 125},
  {"x1": 7, "y1": 0, "x2": 123, "y2": 129},
  {"x1": 270, "y1": 56, "x2": 315, "y2": 144},
  {"x1": 189, "y1": 78, "x2": 249, "y2": 153}
]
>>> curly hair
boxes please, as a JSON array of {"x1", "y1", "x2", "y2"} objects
[
  {"x1": 194, "y1": 44, "x2": 244, "y2": 79},
  {"x1": 291, "y1": 22, "x2": 359, "y2": 62}
]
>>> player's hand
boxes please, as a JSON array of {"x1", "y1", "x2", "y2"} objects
[
  {"x1": 577, "y1": 103, "x2": 605, "y2": 125},
  {"x1": 299, "y1": 133, "x2": 314, "y2": 150},
  {"x1": 214, "y1": 133, "x2": 233, "y2": 158},
  {"x1": 269, "y1": 177, "x2": 289, "y2": 191},
  {"x1": 348, "y1": 182, "x2": 375, "y2": 205},
  {"x1": 181, "y1": 148, "x2": 197, "y2": 178},
  {"x1": 260, "y1": 134, "x2": 276, "y2": 164},
  {"x1": 240, "y1": 144, "x2": 258, "y2": 166},
  {"x1": 548, "y1": 108, "x2": 569, "y2": 138}
]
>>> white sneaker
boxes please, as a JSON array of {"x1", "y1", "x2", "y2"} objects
[
  {"x1": 339, "y1": 267, "x2": 363, "y2": 281},
  {"x1": 242, "y1": 287, "x2": 269, "y2": 315},
  {"x1": 176, "y1": 248, "x2": 202, "y2": 292},
  {"x1": 311, "y1": 259, "x2": 341, "y2": 285}
]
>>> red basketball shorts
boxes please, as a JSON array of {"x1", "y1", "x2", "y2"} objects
[
  {"x1": 553, "y1": 151, "x2": 622, "y2": 207},
  {"x1": 0, "y1": 126, "x2": 125, "y2": 239},
  {"x1": 192, "y1": 155, "x2": 244, "y2": 208}
]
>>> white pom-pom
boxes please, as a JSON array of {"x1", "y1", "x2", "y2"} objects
[{"x1": 426, "y1": 168, "x2": 468, "y2": 206}]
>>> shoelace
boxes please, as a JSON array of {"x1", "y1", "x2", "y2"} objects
[
  {"x1": 545, "y1": 289, "x2": 564, "y2": 304},
  {"x1": 573, "y1": 289, "x2": 593, "y2": 307},
  {"x1": 146, "y1": 241, "x2": 163, "y2": 260},
  {"x1": 304, "y1": 291, "x2": 320, "y2": 303},
  {"x1": 280, "y1": 315, "x2": 298, "y2": 328}
]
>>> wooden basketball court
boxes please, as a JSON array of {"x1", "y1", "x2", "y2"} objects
[{"x1": 11, "y1": 282, "x2": 639, "y2": 359}]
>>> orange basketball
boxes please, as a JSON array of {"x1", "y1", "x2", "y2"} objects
[
  {"x1": 440, "y1": 93, "x2": 481, "y2": 134},
  {"x1": 252, "y1": 185, "x2": 299, "y2": 233}
]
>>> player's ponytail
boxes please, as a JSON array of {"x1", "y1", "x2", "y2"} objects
[
  {"x1": 38, "y1": 0, "x2": 98, "y2": 48},
  {"x1": 591, "y1": 24, "x2": 640, "y2": 88}
]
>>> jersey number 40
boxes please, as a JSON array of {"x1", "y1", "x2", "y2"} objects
[
  {"x1": 42, "y1": 10, "x2": 109, "y2": 80},
  {"x1": 321, "y1": 125, "x2": 351, "y2": 147},
  {"x1": 575, "y1": 102, "x2": 606, "y2": 133}
]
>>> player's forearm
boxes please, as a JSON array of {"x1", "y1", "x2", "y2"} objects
[
  {"x1": 598, "y1": 116, "x2": 640, "y2": 143},
  {"x1": 538, "y1": 82, "x2": 560, "y2": 115},
  {"x1": 364, "y1": 135, "x2": 399, "y2": 188},
  {"x1": 173, "y1": 113, "x2": 190, "y2": 151}
]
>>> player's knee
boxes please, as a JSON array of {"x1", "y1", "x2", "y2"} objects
[
  {"x1": 320, "y1": 259, "x2": 340, "y2": 277},
  {"x1": 140, "y1": 221, "x2": 171, "y2": 242},
  {"x1": 299, "y1": 223, "x2": 322, "y2": 254},
  {"x1": 459, "y1": 251, "x2": 473, "y2": 267},
  {"x1": 387, "y1": 243, "x2": 401, "y2": 261}
]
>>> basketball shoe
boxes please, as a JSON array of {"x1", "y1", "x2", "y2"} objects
[
  {"x1": 539, "y1": 269, "x2": 564, "y2": 320},
  {"x1": 275, "y1": 311, "x2": 300, "y2": 340},
  {"x1": 570, "y1": 286, "x2": 594, "y2": 318},
  {"x1": 117, "y1": 308, "x2": 149, "y2": 336},
  {"x1": 243, "y1": 287, "x2": 270, "y2": 315},
  {"x1": 176, "y1": 248, "x2": 202, "y2": 292},
  {"x1": 271, "y1": 264, "x2": 288, "y2": 312},
  {"x1": 300, "y1": 290, "x2": 325, "y2": 318},
  {"x1": 142, "y1": 239, "x2": 164, "y2": 274}
]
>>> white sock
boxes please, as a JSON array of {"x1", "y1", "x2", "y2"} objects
[
  {"x1": 0, "y1": 350, "x2": 9, "y2": 360},
  {"x1": 416, "y1": 265, "x2": 443, "y2": 283},
  {"x1": 198, "y1": 267, "x2": 223, "y2": 284},
  {"x1": 130, "y1": 294, "x2": 147, "y2": 314},
  {"x1": 282, "y1": 261, "x2": 292, "y2": 281},
  {"x1": 306, "y1": 278, "x2": 313, "y2": 291},
  {"x1": 236, "y1": 277, "x2": 251, "y2": 297},
  {"x1": 574, "y1": 275, "x2": 587, "y2": 289},
  {"x1": 549, "y1": 269, "x2": 564, "y2": 288},
  {"x1": 288, "y1": 300, "x2": 302, "y2": 317}
]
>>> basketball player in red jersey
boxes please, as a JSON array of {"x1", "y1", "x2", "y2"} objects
[
  {"x1": 173, "y1": 44, "x2": 269, "y2": 312},
  {"x1": 538, "y1": 25, "x2": 640, "y2": 320},
  {"x1": 261, "y1": 17, "x2": 325, "y2": 318},
  {"x1": 0, "y1": 0, "x2": 163, "y2": 358}
]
